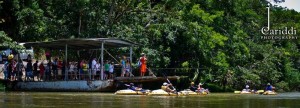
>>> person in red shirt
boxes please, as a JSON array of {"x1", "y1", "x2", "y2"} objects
[
  {"x1": 39, "y1": 62, "x2": 45, "y2": 81},
  {"x1": 139, "y1": 53, "x2": 147, "y2": 77}
]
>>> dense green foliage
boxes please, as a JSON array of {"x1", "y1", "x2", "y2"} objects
[{"x1": 1, "y1": 0, "x2": 299, "y2": 91}]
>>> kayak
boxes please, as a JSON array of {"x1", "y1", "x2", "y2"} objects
[
  {"x1": 114, "y1": 89, "x2": 150, "y2": 95},
  {"x1": 240, "y1": 91, "x2": 252, "y2": 94},
  {"x1": 148, "y1": 89, "x2": 178, "y2": 96},
  {"x1": 255, "y1": 90, "x2": 265, "y2": 94},
  {"x1": 234, "y1": 90, "x2": 264, "y2": 94},
  {"x1": 263, "y1": 91, "x2": 277, "y2": 95},
  {"x1": 179, "y1": 90, "x2": 208, "y2": 96}
]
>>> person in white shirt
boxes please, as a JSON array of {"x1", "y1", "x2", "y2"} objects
[
  {"x1": 91, "y1": 58, "x2": 97, "y2": 80},
  {"x1": 95, "y1": 61, "x2": 100, "y2": 80},
  {"x1": 69, "y1": 62, "x2": 75, "y2": 80},
  {"x1": 109, "y1": 62, "x2": 114, "y2": 79}
]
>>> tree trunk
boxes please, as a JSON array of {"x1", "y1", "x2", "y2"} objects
[
  {"x1": 78, "y1": 14, "x2": 81, "y2": 36},
  {"x1": 107, "y1": 0, "x2": 116, "y2": 25}
]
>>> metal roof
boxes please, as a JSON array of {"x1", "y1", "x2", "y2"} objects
[{"x1": 23, "y1": 38, "x2": 139, "y2": 49}]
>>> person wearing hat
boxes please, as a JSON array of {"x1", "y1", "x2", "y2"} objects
[
  {"x1": 8, "y1": 53, "x2": 14, "y2": 61},
  {"x1": 242, "y1": 85, "x2": 251, "y2": 92},
  {"x1": 189, "y1": 82, "x2": 197, "y2": 92},
  {"x1": 139, "y1": 53, "x2": 147, "y2": 77},
  {"x1": 161, "y1": 82, "x2": 175, "y2": 93},
  {"x1": 265, "y1": 83, "x2": 275, "y2": 91}
]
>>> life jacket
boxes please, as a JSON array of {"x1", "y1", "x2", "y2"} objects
[{"x1": 266, "y1": 85, "x2": 273, "y2": 91}]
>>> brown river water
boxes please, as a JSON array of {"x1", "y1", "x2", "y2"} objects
[{"x1": 1, "y1": 92, "x2": 300, "y2": 108}]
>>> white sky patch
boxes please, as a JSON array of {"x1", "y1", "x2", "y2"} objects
[{"x1": 270, "y1": 0, "x2": 300, "y2": 12}]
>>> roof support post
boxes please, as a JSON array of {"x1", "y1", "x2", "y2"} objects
[
  {"x1": 65, "y1": 44, "x2": 68, "y2": 81},
  {"x1": 101, "y1": 41, "x2": 104, "y2": 80},
  {"x1": 130, "y1": 46, "x2": 133, "y2": 76}
]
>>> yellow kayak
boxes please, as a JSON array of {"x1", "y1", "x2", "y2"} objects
[
  {"x1": 240, "y1": 91, "x2": 252, "y2": 94},
  {"x1": 234, "y1": 90, "x2": 264, "y2": 94},
  {"x1": 148, "y1": 89, "x2": 178, "y2": 96},
  {"x1": 179, "y1": 90, "x2": 208, "y2": 96},
  {"x1": 263, "y1": 91, "x2": 277, "y2": 95},
  {"x1": 255, "y1": 90, "x2": 265, "y2": 94},
  {"x1": 114, "y1": 89, "x2": 150, "y2": 95}
]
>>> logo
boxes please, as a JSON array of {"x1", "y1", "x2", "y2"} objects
[{"x1": 260, "y1": 0, "x2": 298, "y2": 40}]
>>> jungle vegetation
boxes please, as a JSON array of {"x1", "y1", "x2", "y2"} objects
[{"x1": 1, "y1": 0, "x2": 299, "y2": 91}]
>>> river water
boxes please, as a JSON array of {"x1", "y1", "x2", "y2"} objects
[{"x1": 1, "y1": 92, "x2": 300, "y2": 108}]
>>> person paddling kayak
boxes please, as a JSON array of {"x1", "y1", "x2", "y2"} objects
[
  {"x1": 126, "y1": 83, "x2": 142, "y2": 91},
  {"x1": 265, "y1": 83, "x2": 275, "y2": 92},
  {"x1": 161, "y1": 82, "x2": 176, "y2": 93},
  {"x1": 189, "y1": 82, "x2": 197, "y2": 92},
  {"x1": 197, "y1": 83, "x2": 209, "y2": 94}
]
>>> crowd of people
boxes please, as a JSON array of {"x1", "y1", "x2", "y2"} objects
[{"x1": 1, "y1": 52, "x2": 149, "y2": 81}]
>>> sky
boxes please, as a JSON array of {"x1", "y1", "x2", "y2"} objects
[{"x1": 270, "y1": 0, "x2": 300, "y2": 12}]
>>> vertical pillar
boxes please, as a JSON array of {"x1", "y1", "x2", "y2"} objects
[
  {"x1": 101, "y1": 42, "x2": 104, "y2": 80},
  {"x1": 65, "y1": 44, "x2": 68, "y2": 81},
  {"x1": 130, "y1": 47, "x2": 133, "y2": 75}
]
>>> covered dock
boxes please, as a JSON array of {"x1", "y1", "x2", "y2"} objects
[
  {"x1": 1, "y1": 38, "x2": 180, "y2": 91},
  {"x1": 24, "y1": 38, "x2": 138, "y2": 80}
]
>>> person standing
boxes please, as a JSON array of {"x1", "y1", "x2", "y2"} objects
[
  {"x1": 39, "y1": 62, "x2": 45, "y2": 81},
  {"x1": 16, "y1": 61, "x2": 24, "y2": 81},
  {"x1": 33, "y1": 60, "x2": 38, "y2": 81},
  {"x1": 3, "y1": 61, "x2": 8, "y2": 80},
  {"x1": 79, "y1": 60, "x2": 84, "y2": 80},
  {"x1": 125, "y1": 59, "x2": 131, "y2": 77},
  {"x1": 78, "y1": 60, "x2": 82, "y2": 80},
  {"x1": 109, "y1": 62, "x2": 114, "y2": 79},
  {"x1": 120, "y1": 56, "x2": 126, "y2": 77},
  {"x1": 26, "y1": 60, "x2": 33, "y2": 81},
  {"x1": 52, "y1": 58, "x2": 58, "y2": 80},
  {"x1": 82, "y1": 60, "x2": 88, "y2": 80},
  {"x1": 11, "y1": 60, "x2": 17, "y2": 81},
  {"x1": 104, "y1": 60, "x2": 109, "y2": 79},
  {"x1": 69, "y1": 62, "x2": 75, "y2": 80},
  {"x1": 139, "y1": 53, "x2": 147, "y2": 77},
  {"x1": 7, "y1": 61, "x2": 13, "y2": 80},
  {"x1": 91, "y1": 58, "x2": 97, "y2": 80},
  {"x1": 95, "y1": 61, "x2": 101, "y2": 80},
  {"x1": 61, "y1": 60, "x2": 66, "y2": 80},
  {"x1": 45, "y1": 62, "x2": 51, "y2": 81}
]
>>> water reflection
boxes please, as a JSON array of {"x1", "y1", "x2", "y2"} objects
[{"x1": 1, "y1": 92, "x2": 300, "y2": 108}]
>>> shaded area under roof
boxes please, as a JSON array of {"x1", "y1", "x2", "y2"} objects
[{"x1": 23, "y1": 38, "x2": 139, "y2": 49}]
